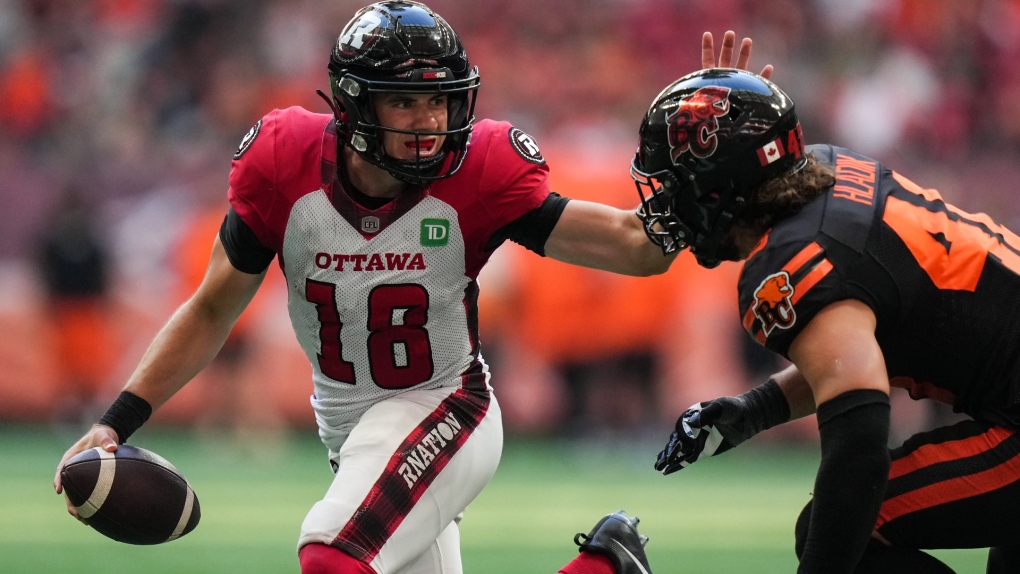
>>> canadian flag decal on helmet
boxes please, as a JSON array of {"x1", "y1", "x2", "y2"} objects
[
  {"x1": 757, "y1": 124, "x2": 805, "y2": 166},
  {"x1": 757, "y1": 138, "x2": 786, "y2": 165},
  {"x1": 667, "y1": 86, "x2": 731, "y2": 163}
]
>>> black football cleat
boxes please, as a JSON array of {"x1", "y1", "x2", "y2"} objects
[{"x1": 574, "y1": 511, "x2": 652, "y2": 574}]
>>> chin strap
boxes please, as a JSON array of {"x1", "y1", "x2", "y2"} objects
[
  {"x1": 316, "y1": 89, "x2": 342, "y2": 118},
  {"x1": 317, "y1": 89, "x2": 356, "y2": 159}
]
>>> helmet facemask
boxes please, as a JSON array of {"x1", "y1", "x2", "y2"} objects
[
  {"x1": 329, "y1": 67, "x2": 479, "y2": 184},
  {"x1": 633, "y1": 155, "x2": 746, "y2": 268},
  {"x1": 632, "y1": 160, "x2": 693, "y2": 255}
]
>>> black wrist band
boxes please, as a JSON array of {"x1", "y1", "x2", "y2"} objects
[
  {"x1": 98, "y1": 391, "x2": 153, "y2": 444},
  {"x1": 743, "y1": 378, "x2": 791, "y2": 434}
]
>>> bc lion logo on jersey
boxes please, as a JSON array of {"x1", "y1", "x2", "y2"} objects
[
  {"x1": 667, "y1": 86, "x2": 731, "y2": 163},
  {"x1": 752, "y1": 271, "x2": 796, "y2": 337}
]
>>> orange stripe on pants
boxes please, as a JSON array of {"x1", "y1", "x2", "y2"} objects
[{"x1": 877, "y1": 428, "x2": 1020, "y2": 529}]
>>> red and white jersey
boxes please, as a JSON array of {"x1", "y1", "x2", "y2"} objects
[{"x1": 228, "y1": 107, "x2": 549, "y2": 450}]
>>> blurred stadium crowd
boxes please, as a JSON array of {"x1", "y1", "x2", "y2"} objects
[{"x1": 2, "y1": 0, "x2": 1019, "y2": 440}]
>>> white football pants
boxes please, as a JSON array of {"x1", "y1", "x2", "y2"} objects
[{"x1": 298, "y1": 386, "x2": 503, "y2": 573}]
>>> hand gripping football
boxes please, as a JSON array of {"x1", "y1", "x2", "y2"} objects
[{"x1": 60, "y1": 445, "x2": 201, "y2": 544}]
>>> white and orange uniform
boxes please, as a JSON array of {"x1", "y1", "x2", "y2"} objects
[{"x1": 225, "y1": 107, "x2": 550, "y2": 573}]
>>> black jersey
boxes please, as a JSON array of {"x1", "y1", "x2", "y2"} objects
[{"x1": 738, "y1": 144, "x2": 1020, "y2": 422}]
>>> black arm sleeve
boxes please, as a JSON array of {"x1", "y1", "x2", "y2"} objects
[
  {"x1": 798, "y1": 389, "x2": 891, "y2": 574},
  {"x1": 219, "y1": 206, "x2": 275, "y2": 274},
  {"x1": 484, "y1": 192, "x2": 570, "y2": 255}
]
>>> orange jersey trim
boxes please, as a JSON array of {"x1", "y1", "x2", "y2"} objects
[
  {"x1": 888, "y1": 426, "x2": 1013, "y2": 480},
  {"x1": 785, "y1": 242, "x2": 823, "y2": 276},
  {"x1": 743, "y1": 241, "x2": 833, "y2": 341},
  {"x1": 746, "y1": 232, "x2": 770, "y2": 261},
  {"x1": 790, "y1": 259, "x2": 833, "y2": 305}
]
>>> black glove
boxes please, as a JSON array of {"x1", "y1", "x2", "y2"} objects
[{"x1": 655, "y1": 379, "x2": 790, "y2": 475}]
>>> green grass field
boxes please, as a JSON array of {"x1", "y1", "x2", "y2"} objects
[{"x1": 1, "y1": 425, "x2": 988, "y2": 573}]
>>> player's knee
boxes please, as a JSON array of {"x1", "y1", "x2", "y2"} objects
[
  {"x1": 794, "y1": 500, "x2": 812, "y2": 559},
  {"x1": 299, "y1": 543, "x2": 375, "y2": 574}
]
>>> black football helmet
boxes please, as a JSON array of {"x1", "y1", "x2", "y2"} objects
[
  {"x1": 325, "y1": 1, "x2": 479, "y2": 184},
  {"x1": 632, "y1": 68, "x2": 806, "y2": 267}
]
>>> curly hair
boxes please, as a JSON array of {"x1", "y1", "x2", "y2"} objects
[{"x1": 737, "y1": 153, "x2": 835, "y2": 238}]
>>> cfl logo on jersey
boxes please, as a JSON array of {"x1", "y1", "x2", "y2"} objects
[
  {"x1": 397, "y1": 412, "x2": 463, "y2": 489},
  {"x1": 752, "y1": 271, "x2": 796, "y2": 337},
  {"x1": 421, "y1": 219, "x2": 449, "y2": 247},
  {"x1": 361, "y1": 216, "x2": 381, "y2": 234}
]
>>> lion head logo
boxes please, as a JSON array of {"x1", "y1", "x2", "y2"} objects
[
  {"x1": 752, "y1": 271, "x2": 796, "y2": 337},
  {"x1": 667, "y1": 86, "x2": 731, "y2": 164}
]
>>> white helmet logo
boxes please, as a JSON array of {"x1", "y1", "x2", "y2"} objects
[{"x1": 341, "y1": 13, "x2": 383, "y2": 51}]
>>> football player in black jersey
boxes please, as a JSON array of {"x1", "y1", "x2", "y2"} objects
[{"x1": 639, "y1": 68, "x2": 1020, "y2": 574}]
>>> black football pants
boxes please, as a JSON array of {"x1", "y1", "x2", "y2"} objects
[
  {"x1": 796, "y1": 419, "x2": 1020, "y2": 572},
  {"x1": 875, "y1": 419, "x2": 1020, "y2": 550}
]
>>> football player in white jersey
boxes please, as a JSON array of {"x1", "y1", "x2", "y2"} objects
[{"x1": 54, "y1": 2, "x2": 765, "y2": 572}]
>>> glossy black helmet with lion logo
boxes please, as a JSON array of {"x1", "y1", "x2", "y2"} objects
[
  {"x1": 326, "y1": 1, "x2": 480, "y2": 184},
  {"x1": 632, "y1": 68, "x2": 805, "y2": 267}
]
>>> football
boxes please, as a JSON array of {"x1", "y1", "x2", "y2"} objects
[{"x1": 60, "y1": 445, "x2": 201, "y2": 545}]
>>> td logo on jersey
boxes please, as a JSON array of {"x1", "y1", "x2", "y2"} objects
[{"x1": 421, "y1": 219, "x2": 449, "y2": 247}]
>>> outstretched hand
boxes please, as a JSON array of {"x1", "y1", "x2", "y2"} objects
[
  {"x1": 702, "y1": 31, "x2": 773, "y2": 79},
  {"x1": 654, "y1": 396, "x2": 758, "y2": 475}
]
